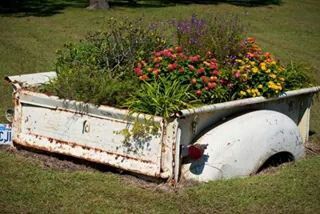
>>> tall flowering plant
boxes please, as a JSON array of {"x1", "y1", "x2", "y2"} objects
[{"x1": 175, "y1": 15, "x2": 207, "y2": 55}]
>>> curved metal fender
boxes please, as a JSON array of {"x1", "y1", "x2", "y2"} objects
[{"x1": 181, "y1": 110, "x2": 304, "y2": 182}]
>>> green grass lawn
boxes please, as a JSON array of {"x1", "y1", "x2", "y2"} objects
[
  {"x1": 1, "y1": 149, "x2": 320, "y2": 213},
  {"x1": 0, "y1": 0, "x2": 320, "y2": 212}
]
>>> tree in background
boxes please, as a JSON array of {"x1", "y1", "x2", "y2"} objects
[{"x1": 87, "y1": 0, "x2": 109, "y2": 9}]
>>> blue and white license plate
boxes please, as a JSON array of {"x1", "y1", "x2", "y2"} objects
[{"x1": 0, "y1": 124, "x2": 12, "y2": 145}]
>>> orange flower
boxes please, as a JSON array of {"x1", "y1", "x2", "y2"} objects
[{"x1": 247, "y1": 37, "x2": 256, "y2": 43}]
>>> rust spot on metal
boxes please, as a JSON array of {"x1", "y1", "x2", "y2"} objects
[
  {"x1": 27, "y1": 132, "x2": 154, "y2": 164},
  {"x1": 13, "y1": 138, "x2": 160, "y2": 177}
]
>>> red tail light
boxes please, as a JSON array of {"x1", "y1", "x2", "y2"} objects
[{"x1": 188, "y1": 144, "x2": 205, "y2": 160}]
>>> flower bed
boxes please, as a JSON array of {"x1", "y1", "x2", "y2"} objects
[{"x1": 41, "y1": 15, "x2": 311, "y2": 118}]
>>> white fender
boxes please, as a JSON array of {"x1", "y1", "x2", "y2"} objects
[{"x1": 181, "y1": 110, "x2": 304, "y2": 182}]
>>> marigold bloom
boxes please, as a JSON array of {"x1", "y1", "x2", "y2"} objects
[
  {"x1": 260, "y1": 62, "x2": 267, "y2": 71},
  {"x1": 252, "y1": 67, "x2": 259, "y2": 73}
]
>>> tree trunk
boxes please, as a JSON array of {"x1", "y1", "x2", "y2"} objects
[{"x1": 87, "y1": 0, "x2": 109, "y2": 9}]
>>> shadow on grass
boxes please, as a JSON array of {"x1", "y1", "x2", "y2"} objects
[
  {"x1": 0, "y1": 0, "x2": 281, "y2": 17},
  {"x1": 0, "y1": 0, "x2": 88, "y2": 17},
  {"x1": 113, "y1": 0, "x2": 282, "y2": 8}
]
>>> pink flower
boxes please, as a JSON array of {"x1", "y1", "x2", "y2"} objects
[
  {"x1": 188, "y1": 64, "x2": 195, "y2": 71},
  {"x1": 234, "y1": 71, "x2": 241, "y2": 78}
]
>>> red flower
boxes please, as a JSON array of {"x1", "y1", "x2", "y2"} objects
[
  {"x1": 163, "y1": 49, "x2": 172, "y2": 57},
  {"x1": 212, "y1": 70, "x2": 220, "y2": 76},
  {"x1": 209, "y1": 63, "x2": 217, "y2": 70},
  {"x1": 196, "y1": 90, "x2": 202, "y2": 96},
  {"x1": 175, "y1": 46, "x2": 183, "y2": 53},
  {"x1": 155, "y1": 52, "x2": 162, "y2": 57},
  {"x1": 168, "y1": 63, "x2": 177, "y2": 71},
  {"x1": 152, "y1": 69, "x2": 160, "y2": 76},
  {"x1": 189, "y1": 55, "x2": 200, "y2": 63},
  {"x1": 264, "y1": 52, "x2": 271, "y2": 58},
  {"x1": 208, "y1": 82, "x2": 217, "y2": 89},
  {"x1": 201, "y1": 76, "x2": 209, "y2": 84},
  {"x1": 134, "y1": 67, "x2": 143, "y2": 76},
  {"x1": 197, "y1": 67, "x2": 205, "y2": 74}
]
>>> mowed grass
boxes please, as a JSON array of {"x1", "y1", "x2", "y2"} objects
[
  {"x1": 1, "y1": 150, "x2": 320, "y2": 213},
  {"x1": 1, "y1": 0, "x2": 320, "y2": 213}
]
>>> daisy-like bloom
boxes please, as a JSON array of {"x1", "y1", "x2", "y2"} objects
[
  {"x1": 260, "y1": 62, "x2": 267, "y2": 71},
  {"x1": 240, "y1": 91, "x2": 246, "y2": 96},
  {"x1": 252, "y1": 67, "x2": 259, "y2": 73}
]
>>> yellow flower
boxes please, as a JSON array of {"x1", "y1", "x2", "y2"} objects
[
  {"x1": 242, "y1": 74, "x2": 248, "y2": 79},
  {"x1": 265, "y1": 69, "x2": 271, "y2": 73},
  {"x1": 279, "y1": 77, "x2": 285, "y2": 81},
  {"x1": 269, "y1": 74, "x2": 276, "y2": 79},
  {"x1": 268, "y1": 81, "x2": 275, "y2": 88},
  {"x1": 240, "y1": 91, "x2": 246, "y2": 96},
  {"x1": 252, "y1": 67, "x2": 259, "y2": 73},
  {"x1": 258, "y1": 84, "x2": 263, "y2": 89},
  {"x1": 250, "y1": 61, "x2": 256, "y2": 66},
  {"x1": 236, "y1": 59, "x2": 244, "y2": 65},
  {"x1": 260, "y1": 62, "x2": 267, "y2": 71}
]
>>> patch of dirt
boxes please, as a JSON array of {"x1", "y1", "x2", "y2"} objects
[
  {"x1": 256, "y1": 162, "x2": 292, "y2": 175},
  {"x1": 2, "y1": 145, "x2": 95, "y2": 172},
  {"x1": 305, "y1": 141, "x2": 320, "y2": 156}
]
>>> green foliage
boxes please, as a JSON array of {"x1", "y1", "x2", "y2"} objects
[
  {"x1": 114, "y1": 118, "x2": 160, "y2": 153},
  {"x1": 282, "y1": 62, "x2": 312, "y2": 90},
  {"x1": 43, "y1": 17, "x2": 167, "y2": 106},
  {"x1": 126, "y1": 77, "x2": 195, "y2": 118},
  {"x1": 41, "y1": 65, "x2": 138, "y2": 106}
]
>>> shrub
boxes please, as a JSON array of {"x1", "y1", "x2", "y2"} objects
[
  {"x1": 44, "y1": 17, "x2": 167, "y2": 106},
  {"x1": 282, "y1": 62, "x2": 312, "y2": 90},
  {"x1": 42, "y1": 65, "x2": 138, "y2": 106}
]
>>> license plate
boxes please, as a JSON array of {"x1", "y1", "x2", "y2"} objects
[{"x1": 0, "y1": 124, "x2": 12, "y2": 145}]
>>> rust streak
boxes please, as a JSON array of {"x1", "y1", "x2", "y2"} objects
[
  {"x1": 13, "y1": 139, "x2": 160, "y2": 177},
  {"x1": 27, "y1": 132, "x2": 154, "y2": 164}
]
